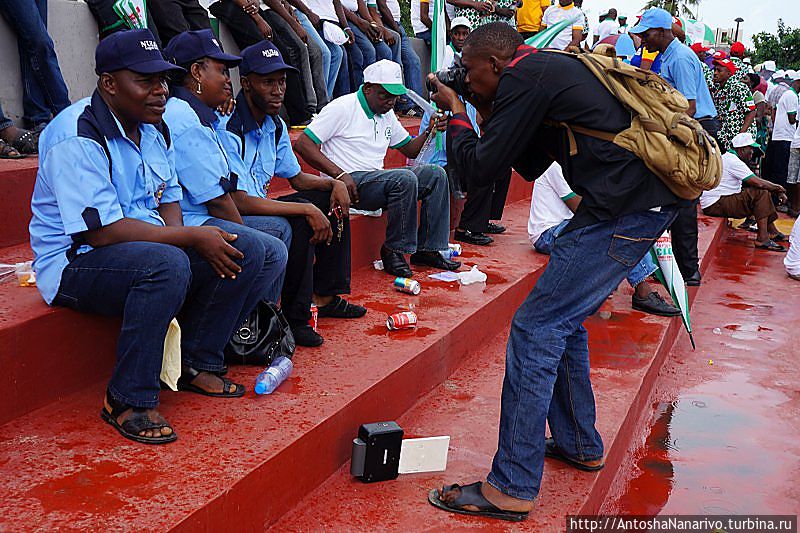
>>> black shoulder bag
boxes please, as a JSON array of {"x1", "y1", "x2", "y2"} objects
[{"x1": 225, "y1": 301, "x2": 296, "y2": 365}]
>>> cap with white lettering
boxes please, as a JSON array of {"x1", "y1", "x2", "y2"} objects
[
  {"x1": 95, "y1": 28, "x2": 183, "y2": 75},
  {"x1": 239, "y1": 40, "x2": 298, "y2": 76}
]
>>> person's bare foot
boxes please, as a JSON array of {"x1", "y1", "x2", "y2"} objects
[
  {"x1": 186, "y1": 370, "x2": 238, "y2": 394},
  {"x1": 0, "y1": 125, "x2": 20, "y2": 144}
]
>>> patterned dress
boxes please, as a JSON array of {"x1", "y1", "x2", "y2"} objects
[
  {"x1": 711, "y1": 77, "x2": 756, "y2": 150},
  {"x1": 455, "y1": 0, "x2": 517, "y2": 29}
]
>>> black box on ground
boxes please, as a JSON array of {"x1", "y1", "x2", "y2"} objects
[{"x1": 350, "y1": 421, "x2": 404, "y2": 483}]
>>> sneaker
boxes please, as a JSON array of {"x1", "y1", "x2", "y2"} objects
[{"x1": 632, "y1": 292, "x2": 681, "y2": 317}]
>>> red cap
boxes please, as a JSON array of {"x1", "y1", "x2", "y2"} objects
[
  {"x1": 730, "y1": 41, "x2": 745, "y2": 57},
  {"x1": 690, "y1": 42, "x2": 710, "y2": 53},
  {"x1": 713, "y1": 58, "x2": 737, "y2": 75},
  {"x1": 713, "y1": 50, "x2": 728, "y2": 60}
]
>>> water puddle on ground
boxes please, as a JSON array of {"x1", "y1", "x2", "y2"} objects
[{"x1": 609, "y1": 374, "x2": 789, "y2": 515}]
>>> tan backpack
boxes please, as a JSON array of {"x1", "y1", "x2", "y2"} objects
[{"x1": 543, "y1": 50, "x2": 722, "y2": 200}]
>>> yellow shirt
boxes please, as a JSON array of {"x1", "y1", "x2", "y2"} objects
[{"x1": 517, "y1": 0, "x2": 552, "y2": 33}]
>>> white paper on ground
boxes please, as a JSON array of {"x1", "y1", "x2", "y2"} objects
[
  {"x1": 428, "y1": 271, "x2": 460, "y2": 282},
  {"x1": 398, "y1": 436, "x2": 450, "y2": 474},
  {"x1": 458, "y1": 265, "x2": 487, "y2": 285}
]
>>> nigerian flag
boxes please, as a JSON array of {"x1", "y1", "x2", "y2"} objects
[
  {"x1": 650, "y1": 232, "x2": 696, "y2": 350},
  {"x1": 430, "y1": 0, "x2": 447, "y2": 149}
]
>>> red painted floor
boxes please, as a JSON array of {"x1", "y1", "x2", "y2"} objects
[
  {"x1": 603, "y1": 227, "x2": 800, "y2": 516},
  {"x1": 273, "y1": 219, "x2": 726, "y2": 532}
]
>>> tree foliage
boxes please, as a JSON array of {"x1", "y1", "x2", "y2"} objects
[
  {"x1": 642, "y1": 0, "x2": 700, "y2": 19},
  {"x1": 751, "y1": 20, "x2": 800, "y2": 70}
]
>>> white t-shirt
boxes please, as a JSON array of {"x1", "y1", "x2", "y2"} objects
[
  {"x1": 594, "y1": 19, "x2": 619, "y2": 44},
  {"x1": 772, "y1": 89, "x2": 799, "y2": 142},
  {"x1": 340, "y1": 0, "x2": 358, "y2": 12},
  {"x1": 303, "y1": 0, "x2": 339, "y2": 21},
  {"x1": 385, "y1": 0, "x2": 402, "y2": 21},
  {"x1": 700, "y1": 151, "x2": 754, "y2": 209},
  {"x1": 527, "y1": 162, "x2": 576, "y2": 245},
  {"x1": 411, "y1": 0, "x2": 432, "y2": 35},
  {"x1": 541, "y1": 4, "x2": 585, "y2": 51},
  {"x1": 305, "y1": 90, "x2": 413, "y2": 175},
  {"x1": 793, "y1": 113, "x2": 800, "y2": 149},
  {"x1": 785, "y1": 217, "x2": 800, "y2": 277}
]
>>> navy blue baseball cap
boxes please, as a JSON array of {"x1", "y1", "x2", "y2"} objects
[
  {"x1": 95, "y1": 29, "x2": 183, "y2": 75},
  {"x1": 239, "y1": 41, "x2": 298, "y2": 76},
  {"x1": 164, "y1": 29, "x2": 241, "y2": 67}
]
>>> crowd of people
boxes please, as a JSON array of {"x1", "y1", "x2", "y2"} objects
[{"x1": 0, "y1": 0, "x2": 797, "y2": 508}]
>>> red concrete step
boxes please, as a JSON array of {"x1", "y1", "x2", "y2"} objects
[
  {"x1": 273, "y1": 216, "x2": 728, "y2": 532},
  {"x1": 1, "y1": 199, "x2": 548, "y2": 530}
]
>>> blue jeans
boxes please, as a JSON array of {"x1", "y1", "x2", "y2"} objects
[
  {"x1": 351, "y1": 164, "x2": 450, "y2": 253},
  {"x1": 349, "y1": 24, "x2": 393, "y2": 87},
  {"x1": 51, "y1": 221, "x2": 281, "y2": 408},
  {"x1": 296, "y1": 12, "x2": 341, "y2": 99},
  {"x1": 416, "y1": 29, "x2": 432, "y2": 46},
  {"x1": 534, "y1": 220, "x2": 659, "y2": 288},
  {"x1": 487, "y1": 207, "x2": 677, "y2": 500},
  {"x1": 396, "y1": 24, "x2": 424, "y2": 112},
  {"x1": 0, "y1": 0, "x2": 70, "y2": 127}
]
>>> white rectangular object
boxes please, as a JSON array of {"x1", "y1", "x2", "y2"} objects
[{"x1": 398, "y1": 436, "x2": 450, "y2": 474}]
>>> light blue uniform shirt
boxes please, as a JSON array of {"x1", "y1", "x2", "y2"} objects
[
  {"x1": 659, "y1": 38, "x2": 717, "y2": 119},
  {"x1": 164, "y1": 86, "x2": 235, "y2": 226},
  {"x1": 216, "y1": 94, "x2": 301, "y2": 198},
  {"x1": 29, "y1": 91, "x2": 182, "y2": 304},
  {"x1": 418, "y1": 101, "x2": 479, "y2": 167}
]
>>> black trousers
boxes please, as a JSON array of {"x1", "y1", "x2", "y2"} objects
[
  {"x1": 208, "y1": 0, "x2": 311, "y2": 125},
  {"x1": 669, "y1": 116, "x2": 721, "y2": 278},
  {"x1": 147, "y1": 0, "x2": 211, "y2": 46},
  {"x1": 458, "y1": 167, "x2": 512, "y2": 233},
  {"x1": 277, "y1": 190, "x2": 352, "y2": 324}
]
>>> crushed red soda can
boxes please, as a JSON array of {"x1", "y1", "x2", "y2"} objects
[
  {"x1": 309, "y1": 303, "x2": 318, "y2": 332},
  {"x1": 394, "y1": 277, "x2": 421, "y2": 295},
  {"x1": 386, "y1": 311, "x2": 418, "y2": 330}
]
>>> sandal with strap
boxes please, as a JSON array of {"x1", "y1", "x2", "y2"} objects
[
  {"x1": 754, "y1": 239, "x2": 786, "y2": 252},
  {"x1": 0, "y1": 138, "x2": 24, "y2": 159},
  {"x1": 771, "y1": 232, "x2": 787, "y2": 242},
  {"x1": 544, "y1": 437, "x2": 605, "y2": 471},
  {"x1": 12, "y1": 127, "x2": 41, "y2": 155},
  {"x1": 427, "y1": 482, "x2": 529, "y2": 522},
  {"x1": 317, "y1": 296, "x2": 367, "y2": 319},
  {"x1": 177, "y1": 365, "x2": 245, "y2": 398},
  {"x1": 101, "y1": 392, "x2": 177, "y2": 445}
]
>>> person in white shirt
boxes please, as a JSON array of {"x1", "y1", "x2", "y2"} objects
[
  {"x1": 295, "y1": 60, "x2": 459, "y2": 278},
  {"x1": 592, "y1": 9, "x2": 618, "y2": 48},
  {"x1": 617, "y1": 15, "x2": 628, "y2": 34},
  {"x1": 701, "y1": 133, "x2": 788, "y2": 251},
  {"x1": 411, "y1": 0, "x2": 433, "y2": 44},
  {"x1": 540, "y1": 0, "x2": 585, "y2": 51},
  {"x1": 528, "y1": 163, "x2": 680, "y2": 316},
  {"x1": 763, "y1": 72, "x2": 799, "y2": 190},
  {"x1": 789, "y1": 101, "x2": 800, "y2": 217},
  {"x1": 785, "y1": 217, "x2": 800, "y2": 280}
]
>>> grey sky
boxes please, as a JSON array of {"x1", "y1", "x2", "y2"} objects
[{"x1": 584, "y1": 0, "x2": 798, "y2": 47}]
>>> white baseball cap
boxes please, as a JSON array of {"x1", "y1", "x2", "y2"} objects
[
  {"x1": 363, "y1": 59, "x2": 407, "y2": 95},
  {"x1": 450, "y1": 16, "x2": 472, "y2": 31},
  {"x1": 788, "y1": 70, "x2": 800, "y2": 81},
  {"x1": 762, "y1": 60, "x2": 777, "y2": 72},
  {"x1": 774, "y1": 69, "x2": 786, "y2": 79},
  {"x1": 731, "y1": 132, "x2": 759, "y2": 149}
]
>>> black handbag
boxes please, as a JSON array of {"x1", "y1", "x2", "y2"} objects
[{"x1": 224, "y1": 301, "x2": 296, "y2": 365}]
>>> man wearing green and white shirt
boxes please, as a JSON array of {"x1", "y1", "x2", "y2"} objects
[
  {"x1": 701, "y1": 133, "x2": 788, "y2": 251},
  {"x1": 295, "y1": 60, "x2": 459, "y2": 278}
]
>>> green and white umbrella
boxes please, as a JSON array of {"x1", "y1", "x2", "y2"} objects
[
  {"x1": 650, "y1": 232, "x2": 695, "y2": 349},
  {"x1": 677, "y1": 18, "x2": 715, "y2": 46}
]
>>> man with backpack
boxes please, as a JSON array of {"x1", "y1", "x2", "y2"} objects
[
  {"x1": 425, "y1": 23, "x2": 691, "y2": 520},
  {"x1": 632, "y1": 7, "x2": 719, "y2": 286}
]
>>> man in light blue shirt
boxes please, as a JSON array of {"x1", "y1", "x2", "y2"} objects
[
  {"x1": 29, "y1": 29, "x2": 281, "y2": 445},
  {"x1": 217, "y1": 41, "x2": 365, "y2": 348},
  {"x1": 631, "y1": 7, "x2": 718, "y2": 286}
]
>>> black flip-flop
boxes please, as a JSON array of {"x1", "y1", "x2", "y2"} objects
[
  {"x1": 0, "y1": 139, "x2": 25, "y2": 159},
  {"x1": 427, "y1": 482, "x2": 529, "y2": 522},
  {"x1": 544, "y1": 438, "x2": 604, "y2": 472},
  {"x1": 177, "y1": 366, "x2": 245, "y2": 397},
  {"x1": 12, "y1": 127, "x2": 40, "y2": 155},
  {"x1": 101, "y1": 393, "x2": 177, "y2": 445},
  {"x1": 317, "y1": 296, "x2": 367, "y2": 319},
  {"x1": 754, "y1": 240, "x2": 786, "y2": 252}
]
